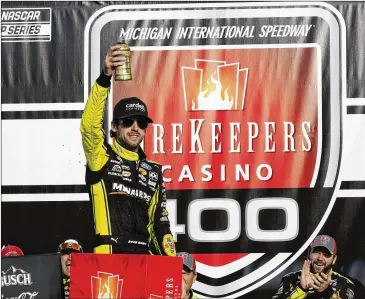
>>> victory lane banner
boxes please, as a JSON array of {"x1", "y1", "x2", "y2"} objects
[
  {"x1": 86, "y1": 3, "x2": 344, "y2": 298},
  {"x1": 70, "y1": 253, "x2": 183, "y2": 299},
  {"x1": 2, "y1": 2, "x2": 365, "y2": 299},
  {"x1": 1, "y1": 253, "x2": 63, "y2": 299}
]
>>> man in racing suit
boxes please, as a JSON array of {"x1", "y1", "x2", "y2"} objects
[
  {"x1": 272, "y1": 235, "x2": 355, "y2": 299},
  {"x1": 177, "y1": 252, "x2": 199, "y2": 299},
  {"x1": 58, "y1": 239, "x2": 83, "y2": 299},
  {"x1": 80, "y1": 44, "x2": 176, "y2": 256}
]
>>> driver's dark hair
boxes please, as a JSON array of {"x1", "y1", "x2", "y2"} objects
[{"x1": 110, "y1": 119, "x2": 119, "y2": 138}]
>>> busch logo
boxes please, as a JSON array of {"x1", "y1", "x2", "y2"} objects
[
  {"x1": 182, "y1": 59, "x2": 248, "y2": 111},
  {"x1": 91, "y1": 272, "x2": 123, "y2": 299},
  {"x1": 1, "y1": 266, "x2": 33, "y2": 287}
]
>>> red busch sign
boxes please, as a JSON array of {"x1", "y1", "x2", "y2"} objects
[{"x1": 85, "y1": 2, "x2": 344, "y2": 297}]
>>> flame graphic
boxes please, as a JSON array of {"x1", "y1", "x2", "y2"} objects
[
  {"x1": 193, "y1": 75, "x2": 234, "y2": 110},
  {"x1": 98, "y1": 279, "x2": 111, "y2": 298},
  {"x1": 91, "y1": 272, "x2": 123, "y2": 299},
  {"x1": 182, "y1": 59, "x2": 248, "y2": 111}
]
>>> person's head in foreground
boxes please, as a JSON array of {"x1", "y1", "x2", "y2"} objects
[
  {"x1": 58, "y1": 239, "x2": 83, "y2": 277},
  {"x1": 308, "y1": 234, "x2": 337, "y2": 274},
  {"x1": 1, "y1": 245, "x2": 24, "y2": 257},
  {"x1": 177, "y1": 252, "x2": 198, "y2": 299}
]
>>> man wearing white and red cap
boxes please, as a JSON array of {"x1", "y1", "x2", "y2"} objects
[
  {"x1": 273, "y1": 234, "x2": 355, "y2": 299},
  {"x1": 1, "y1": 245, "x2": 24, "y2": 257},
  {"x1": 177, "y1": 252, "x2": 198, "y2": 299},
  {"x1": 58, "y1": 239, "x2": 83, "y2": 299}
]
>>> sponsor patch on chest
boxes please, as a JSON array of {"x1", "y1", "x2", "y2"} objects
[{"x1": 111, "y1": 183, "x2": 152, "y2": 203}]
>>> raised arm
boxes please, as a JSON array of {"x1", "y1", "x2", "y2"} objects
[{"x1": 80, "y1": 45, "x2": 128, "y2": 171}]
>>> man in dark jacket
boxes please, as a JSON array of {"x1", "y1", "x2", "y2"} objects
[
  {"x1": 58, "y1": 239, "x2": 83, "y2": 299},
  {"x1": 272, "y1": 235, "x2": 355, "y2": 299}
]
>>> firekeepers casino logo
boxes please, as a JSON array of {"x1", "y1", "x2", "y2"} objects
[
  {"x1": 86, "y1": 2, "x2": 344, "y2": 298},
  {"x1": 139, "y1": 48, "x2": 319, "y2": 189}
]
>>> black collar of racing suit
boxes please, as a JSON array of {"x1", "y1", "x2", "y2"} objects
[{"x1": 112, "y1": 139, "x2": 146, "y2": 161}]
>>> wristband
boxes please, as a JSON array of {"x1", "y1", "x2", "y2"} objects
[
  {"x1": 96, "y1": 70, "x2": 112, "y2": 88},
  {"x1": 298, "y1": 284, "x2": 309, "y2": 292}
]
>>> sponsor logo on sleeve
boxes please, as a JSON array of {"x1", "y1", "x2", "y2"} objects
[{"x1": 162, "y1": 234, "x2": 176, "y2": 256}]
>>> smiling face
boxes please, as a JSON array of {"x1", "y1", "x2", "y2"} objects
[
  {"x1": 182, "y1": 269, "x2": 197, "y2": 294},
  {"x1": 60, "y1": 252, "x2": 72, "y2": 277},
  {"x1": 309, "y1": 247, "x2": 337, "y2": 274},
  {"x1": 111, "y1": 117, "x2": 148, "y2": 152}
]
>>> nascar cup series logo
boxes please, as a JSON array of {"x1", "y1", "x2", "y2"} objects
[
  {"x1": 91, "y1": 272, "x2": 123, "y2": 299},
  {"x1": 182, "y1": 59, "x2": 248, "y2": 111},
  {"x1": 1, "y1": 8, "x2": 52, "y2": 42}
]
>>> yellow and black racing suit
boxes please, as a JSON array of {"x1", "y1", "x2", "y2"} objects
[
  {"x1": 63, "y1": 278, "x2": 70, "y2": 299},
  {"x1": 272, "y1": 270, "x2": 355, "y2": 299},
  {"x1": 80, "y1": 72, "x2": 176, "y2": 256}
]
